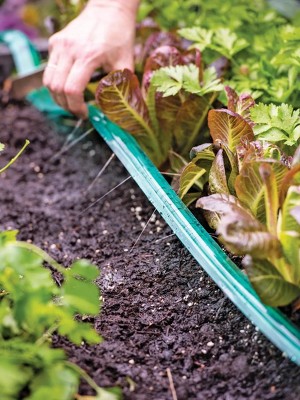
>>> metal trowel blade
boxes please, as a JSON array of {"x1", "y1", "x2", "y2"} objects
[
  {"x1": 4, "y1": 64, "x2": 47, "y2": 100},
  {"x1": 4, "y1": 64, "x2": 105, "y2": 100}
]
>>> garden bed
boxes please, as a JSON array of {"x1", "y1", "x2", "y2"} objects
[{"x1": 1, "y1": 101, "x2": 300, "y2": 399}]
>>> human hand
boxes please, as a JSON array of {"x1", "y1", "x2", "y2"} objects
[{"x1": 43, "y1": 0, "x2": 139, "y2": 119}]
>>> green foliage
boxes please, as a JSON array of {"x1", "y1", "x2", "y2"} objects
[
  {"x1": 0, "y1": 232, "x2": 121, "y2": 400},
  {"x1": 152, "y1": 65, "x2": 223, "y2": 97},
  {"x1": 250, "y1": 103, "x2": 300, "y2": 152},
  {"x1": 139, "y1": 0, "x2": 292, "y2": 30},
  {"x1": 141, "y1": 0, "x2": 300, "y2": 107},
  {"x1": 179, "y1": 27, "x2": 249, "y2": 59},
  {"x1": 54, "y1": 0, "x2": 87, "y2": 28}
]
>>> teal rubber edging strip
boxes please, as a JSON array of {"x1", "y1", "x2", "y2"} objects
[
  {"x1": 0, "y1": 30, "x2": 70, "y2": 119},
  {"x1": 4, "y1": 29, "x2": 300, "y2": 365},
  {"x1": 0, "y1": 30, "x2": 41, "y2": 74},
  {"x1": 89, "y1": 105, "x2": 300, "y2": 366}
]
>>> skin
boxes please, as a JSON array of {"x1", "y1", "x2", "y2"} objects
[{"x1": 43, "y1": 0, "x2": 140, "y2": 119}]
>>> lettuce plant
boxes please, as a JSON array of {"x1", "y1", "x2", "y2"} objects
[
  {"x1": 177, "y1": 87, "x2": 255, "y2": 207},
  {"x1": 175, "y1": 86, "x2": 300, "y2": 307},
  {"x1": 197, "y1": 152, "x2": 300, "y2": 308},
  {"x1": 96, "y1": 46, "x2": 223, "y2": 166}
]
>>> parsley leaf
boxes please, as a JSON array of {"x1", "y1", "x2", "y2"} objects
[{"x1": 250, "y1": 103, "x2": 300, "y2": 151}]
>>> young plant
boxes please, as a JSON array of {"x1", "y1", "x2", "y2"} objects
[
  {"x1": 250, "y1": 103, "x2": 300, "y2": 154},
  {"x1": 0, "y1": 231, "x2": 121, "y2": 400},
  {"x1": 175, "y1": 86, "x2": 300, "y2": 307},
  {"x1": 197, "y1": 151, "x2": 300, "y2": 308},
  {"x1": 96, "y1": 46, "x2": 223, "y2": 166},
  {"x1": 0, "y1": 140, "x2": 29, "y2": 173},
  {"x1": 0, "y1": 146, "x2": 121, "y2": 399},
  {"x1": 177, "y1": 87, "x2": 255, "y2": 209},
  {"x1": 142, "y1": 0, "x2": 300, "y2": 107}
]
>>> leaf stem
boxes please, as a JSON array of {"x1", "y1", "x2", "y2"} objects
[
  {"x1": 35, "y1": 323, "x2": 59, "y2": 346},
  {"x1": 0, "y1": 140, "x2": 30, "y2": 174},
  {"x1": 66, "y1": 361, "x2": 101, "y2": 393},
  {"x1": 11, "y1": 241, "x2": 66, "y2": 274},
  {"x1": 181, "y1": 93, "x2": 217, "y2": 155},
  {"x1": 260, "y1": 164, "x2": 278, "y2": 236}
]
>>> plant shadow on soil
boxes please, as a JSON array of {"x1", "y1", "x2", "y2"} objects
[{"x1": 0, "y1": 101, "x2": 300, "y2": 400}]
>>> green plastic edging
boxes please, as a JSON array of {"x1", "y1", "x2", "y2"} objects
[
  {"x1": 0, "y1": 30, "x2": 70, "y2": 119},
  {"x1": 3, "y1": 29, "x2": 300, "y2": 365},
  {"x1": 0, "y1": 30, "x2": 41, "y2": 74}
]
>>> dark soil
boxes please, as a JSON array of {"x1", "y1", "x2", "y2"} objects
[{"x1": 1, "y1": 102, "x2": 300, "y2": 400}]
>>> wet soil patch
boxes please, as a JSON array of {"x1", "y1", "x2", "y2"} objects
[{"x1": 1, "y1": 102, "x2": 300, "y2": 400}]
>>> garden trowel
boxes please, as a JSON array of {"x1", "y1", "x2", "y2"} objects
[{"x1": 4, "y1": 64, "x2": 105, "y2": 100}]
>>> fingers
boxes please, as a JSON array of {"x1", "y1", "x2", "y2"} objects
[
  {"x1": 43, "y1": 38, "x2": 93, "y2": 119},
  {"x1": 63, "y1": 60, "x2": 97, "y2": 119},
  {"x1": 43, "y1": 9, "x2": 135, "y2": 120}
]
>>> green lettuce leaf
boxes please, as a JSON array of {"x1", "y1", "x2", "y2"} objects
[
  {"x1": 96, "y1": 69, "x2": 163, "y2": 166},
  {"x1": 209, "y1": 149, "x2": 229, "y2": 194},
  {"x1": 174, "y1": 93, "x2": 216, "y2": 155},
  {"x1": 208, "y1": 109, "x2": 254, "y2": 152},
  {"x1": 197, "y1": 194, "x2": 281, "y2": 258},
  {"x1": 243, "y1": 256, "x2": 300, "y2": 307},
  {"x1": 279, "y1": 185, "x2": 300, "y2": 283},
  {"x1": 235, "y1": 160, "x2": 287, "y2": 224},
  {"x1": 179, "y1": 146, "x2": 215, "y2": 199}
]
